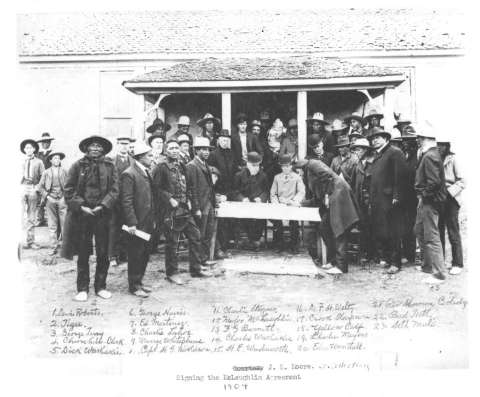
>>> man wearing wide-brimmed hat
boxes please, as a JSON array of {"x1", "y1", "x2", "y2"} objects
[
  {"x1": 368, "y1": 127, "x2": 407, "y2": 275},
  {"x1": 305, "y1": 134, "x2": 334, "y2": 166},
  {"x1": 250, "y1": 119, "x2": 262, "y2": 137},
  {"x1": 330, "y1": 135, "x2": 359, "y2": 187},
  {"x1": 147, "y1": 132, "x2": 167, "y2": 169},
  {"x1": 177, "y1": 133, "x2": 193, "y2": 165},
  {"x1": 364, "y1": 108, "x2": 384, "y2": 137},
  {"x1": 279, "y1": 118, "x2": 298, "y2": 159},
  {"x1": 393, "y1": 115, "x2": 412, "y2": 135},
  {"x1": 345, "y1": 112, "x2": 366, "y2": 138},
  {"x1": 197, "y1": 113, "x2": 221, "y2": 145},
  {"x1": 186, "y1": 137, "x2": 218, "y2": 263},
  {"x1": 37, "y1": 132, "x2": 55, "y2": 169},
  {"x1": 20, "y1": 138, "x2": 45, "y2": 249},
  {"x1": 307, "y1": 112, "x2": 335, "y2": 154},
  {"x1": 231, "y1": 113, "x2": 264, "y2": 166},
  {"x1": 330, "y1": 119, "x2": 349, "y2": 142},
  {"x1": 38, "y1": 150, "x2": 67, "y2": 254},
  {"x1": 414, "y1": 122, "x2": 448, "y2": 284},
  {"x1": 62, "y1": 135, "x2": 118, "y2": 302},
  {"x1": 120, "y1": 141, "x2": 155, "y2": 298}
]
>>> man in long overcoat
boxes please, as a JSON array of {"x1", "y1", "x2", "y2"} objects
[
  {"x1": 368, "y1": 127, "x2": 407, "y2": 274},
  {"x1": 62, "y1": 135, "x2": 118, "y2": 302}
]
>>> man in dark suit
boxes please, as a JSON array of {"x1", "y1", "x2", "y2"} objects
[
  {"x1": 121, "y1": 142, "x2": 155, "y2": 298},
  {"x1": 231, "y1": 113, "x2": 264, "y2": 167},
  {"x1": 108, "y1": 135, "x2": 135, "y2": 266},
  {"x1": 368, "y1": 127, "x2": 407, "y2": 274},
  {"x1": 186, "y1": 137, "x2": 217, "y2": 262}
]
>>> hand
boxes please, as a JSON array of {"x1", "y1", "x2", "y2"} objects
[
  {"x1": 392, "y1": 198, "x2": 399, "y2": 206},
  {"x1": 80, "y1": 206, "x2": 95, "y2": 216},
  {"x1": 126, "y1": 225, "x2": 137, "y2": 235},
  {"x1": 92, "y1": 206, "x2": 103, "y2": 215},
  {"x1": 242, "y1": 198, "x2": 249, "y2": 203},
  {"x1": 169, "y1": 198, "x2": 179, "y2": 208},
  {"x1": 253, "y1": 197, "x2": 262, "y2": 203}
]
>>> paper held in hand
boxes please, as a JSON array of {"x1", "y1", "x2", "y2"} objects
[{"x1": 121, "y1": 225, "x2": 151, "y2": 241}]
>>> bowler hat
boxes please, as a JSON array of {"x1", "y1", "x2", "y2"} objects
[
  {"x1": 344, "y1": 112, "x2": 364, "y2": 125},
  {"x1": 368, "y1": 127, "x2": 391, "y2": 141},
  {"x1": 131, "y1": 142, "x2": 152, "y2": 158},
  {"x1": 79, "y1": 135, "x2": 113, "y2": 154},
  {"x1": 148, "y1": 132, "x2": 165, "y2": 146},
  {"x1": 307, "y1": 112, "x2": 329, "y2": 125},
  {"x1": 236, "y1": 113, "x2": 249, "y2": 125},
  {"x1": 193, "y1": 136, "x2": 213, "y2": 149},
  {"x1": 177, "y1": 134, "x2": 191, "y2": 145},
  {"x1": 394, "y1": 116, "x2": 412, "y2": 130},
  {"x1": 364, "y1": 108, "x2": 384, "y2": 121},
  {"x1": 217, "y1": 129, "x2": 231, "y2": 138},
  {"x1": 20, "y1": 139, "x2": 39, "y2": 154},
  {"x1": 307, "y1": 134, "x2": 322, "y2": 148},
  {"x1": 116, "y1": 135, "x2": 134, "y2": 142},
  {"x1": 250, "y1": 119, "x2": 262, "y2": 128},
  {"x1": 47, "y1": 150, "x2": 66, "y2": 160},
  {"x1": 197, "y1": 113, "x2": 221, "y2": 128},
  {"x1": 177, "y1": 115, "x2": 190, "y2": 126},
  {"x1": 350, "y1": 138, "x2": 371, "y2": 149},
  {"x1": 335, "y1": 135, "x2": 350, "y2": 148},
  {"x1": 278, "y1": 154, "x2": 293, "y2": 165},
  {"x1": 147, "y1": 118, "x2": 171, "y2": 134},
  {"x1": 247, "y1": 151, "x2": 262, "y2": 164},
  {"x1": 37, "y1": 132, "x2": 55, "y2": 143}
]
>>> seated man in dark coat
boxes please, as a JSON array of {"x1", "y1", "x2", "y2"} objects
[
  {"x1": 63, "y1": 135, "x2": 118, "y2": 302},
  {"x1": 120, "y1": 142, "x2": 155, "y2": 298},
  {"x1": 231, "y1": 152, "x2": 269, "y2": 251}
]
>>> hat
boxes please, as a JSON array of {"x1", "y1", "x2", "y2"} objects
[
  {"x1": 368, "y1": 127, "x2": 391, "y2": 141},
  {"x1": 364, "y1": 108, "x2": 384, "y2": 121},
  {"x1": 148, "y1": 133, "x2": 165, "y2": 146},
  {"x1": 335, "y1": 135, "x2": 350, "y2": 148},
  {"x1": 331, "y1": 119, "x2": 348, "y2": 133},
  {"x1": 131, "y1": 142, "x2": 152, "y2": 158},
  {"x1": 349, "y1": 131, "x2": 364, "y2": 140},
  {"x1": 116, "y1": 135, "x2": 134, "y2": 142},
  {"x1": 209, "y1": 166, "x2": 221, "y2": 177},
  {"x1": 177, "y1": 134, "x2": 191, "y2": 145},
  {"x1": 279, "y1": 154, "x2": 293, "y2": 165},
  {"x1": 250, "y1": 120, "x2": 262, "y2": 128},
  {"x1": 394, "y1": 115, "x2": 412, "y2": 130},
  {"x1": 177, "y1": 115, "x2": 190, "y2": 126},
  {"x1": 260, "y1": 111, "x2": 271, "y2": 121},
  {"x1": 79, "y1": 135, "x2": 113, "y2": 154},
  {"x1": 247, "y1": 151, "x2": 262, "y2": 164},
  {"x1": 344, "y1": 112, "x2": 364, "y2": 124},
  {"x1": 146, "y1": 118, "x2": 171, "y2": 134},
  {"x1": 287, "y1": 118, "x2": 298, "y2": 128},
  {"x1": 414, "y1": 121, "x2": 436, "y2": 139},
  {"x1": 47, "y1": 150, "x2": 66, "y2": 160},
  {"x1": 20, "y1": 139, "x2": 39, "y2": 154},
  {"x1": 197, "y1": 113, "x2": 221, "y2": 128},
  {"x1": 236, "y1": 113, "x2": 249, "y2": 125},
  {"x1": 307, "y1": 112, "x2": 329, "y2": 125},
  {"x1": 217, "y1": 129, "x2": 231, "y2": 139},
  {"x1": 350, "y1": 138, "x2": 371, "y2": 149},
  {"x1": 307, "y1": 134, "x2": 322, "y2": 148},
  {"x1": 193, "y1": 136, "x2": 213, "y2": 149},
  {"x1": 37, "y1": 132, "x2": 55, "y2": 143}
]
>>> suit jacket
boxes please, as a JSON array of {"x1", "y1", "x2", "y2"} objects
[
  {"x1": 231, "y1": 131, "x2": 264, "y2": 166},
  {"x1": 207, "y1": 147, "x2": 238, "y2": 195},
  {"x1": 415, "y1": 147, "x2": 447, "y2": 206},
  {"x1": 113, "y1": 154, "x2": 134, "y2": 176},
  {"x1": 120, "y1": 162, "x2": 155, "y2": 233},
  {"x1": 38, "y1": 150, "x2": 52, "y2": 169},
  {"x1": 38, "y1": 166, "x2": 68, "y2": 199},
  {"x1": 232, "y1": 168, "x2": 269, "y2": 203},
  {"x1": 186, "y1": 157, "x2": 215, "y2": 213},
  {"x1": 330, "y1": 152, "x2": 359, "y2": 187}
]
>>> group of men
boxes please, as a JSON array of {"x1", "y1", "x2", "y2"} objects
[{"x1": 20, "y1": 108, "x2": 465, "y2": 301}]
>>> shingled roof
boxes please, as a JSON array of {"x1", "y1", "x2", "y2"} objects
[
  {"x1": 18, "y1": 9, "x2": 465, "y2": 58},
  {"x1": 125, "y1": 56, "x2": 403, "y2": 83}
]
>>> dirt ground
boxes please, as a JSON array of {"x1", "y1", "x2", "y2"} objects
[{"x1": 21, "y1": 209, "x2": 468, "y2": 370}]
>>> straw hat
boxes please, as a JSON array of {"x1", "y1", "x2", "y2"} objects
[{"x1": 307, "y1": 112, "x2": 329, "y2": 125}]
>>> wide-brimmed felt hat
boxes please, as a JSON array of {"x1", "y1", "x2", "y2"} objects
[
  {"x1": 177, "y1": 115, "x2": 190, "y2": 126},
  {"x1": 217, "y1": 129, "x2": 231, "y2": 139},
  {"x1": 37, "y1": 132, "x2": 55, "y2": 143},
  {"x1": 116, "y1": 135, "x2": 134, "y2": 142},
  {"x1": 131, "y1": 142, "x2": 152, "y2": 158},
  {"x1": 278, "y1": 154, "x2": 293, "y2": 165},
  {"x1": 197, "y1": 113, "x2": 221, "y2": 128},
  {"x1": 307, "y1": 112, "x2": 329, "y2": 125},
  {"x1": 247, "y1": 151, "x2": 262, "y2": 164},
  {"x1": 47, "y1": 150, "x2": 65, "y2": 160},
  {"x1": 147, "y1": 118, "x2": 171, "y2": 133},
  {"x1": 79, "y1": 135, "x2": 113, "y2": 154},
  {"x1": 331, "y1": 119, "x2": 348, "y2": 133},
  {"x1": 250, "y1": 119, "x2": 262, "y2": 128},
  {"x1": 177, "y1": 134, "x2": 191, "y2": 145},
  {"x1": 20, "y1": 139, "x2": 39, "y2": 154},
  {"x1": 349, "y1": 131, "x2": 364, "y2": 140},
  {"x1": 344, "y1": 112, "x2": 364, "y2": 124},
  {"x1": 307, "y1": 134, "x2": 322, "y2": 148},
  {"x1": 148, "y1": 132, "x2": 165, "y2": 146},
  {"x1": 368, "y1": 127, "x2": 391, "y2": 141},
  {"x1": 364, "y1": 109, "x2": 384, "y2": 121},
  {"x1": 335, "y1": 135, "x2": 351, "y2": 148},
  {"x1": 350, "y1": 138, "x2": 371, "y2": 149},
  {"x1": 193, "y1": 136, "x2": 213, "y2": 149},
  {"x1": 394, "y1": 115, "x2": 412, "y2": 130}
]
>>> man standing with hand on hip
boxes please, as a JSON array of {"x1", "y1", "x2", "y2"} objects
[{"x1": 121, "y1": 142, "x2": 155, "y2": 298}]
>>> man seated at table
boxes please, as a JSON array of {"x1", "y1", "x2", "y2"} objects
[
  {"x1": 231, "y1": 152, "x2": 269, "y2": 251},
  {"x1": 270, "y1": 154, "x2": 305, "y2": 254}
]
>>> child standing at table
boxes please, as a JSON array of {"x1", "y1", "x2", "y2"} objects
[{"x1": 270, "y1": 154, "x2": 305, "y2": 254}]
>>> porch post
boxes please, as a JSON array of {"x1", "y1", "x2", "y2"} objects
[
  {"x1": 132, "y1": 94, "x2": 145, "y2": 141},
  {"x1": 297, "y1": 91, "x2": 307, "y2": 159},
  {"x1": 383, "y1": 87, "x2": 396, "y2": 132},
  {"x1": 221, "y1": 92, "x2": 231, "y2": 132}
]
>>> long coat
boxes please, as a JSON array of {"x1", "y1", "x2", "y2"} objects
[
  {"x1": 304, "y1": 159, "x2": 359, "y2": 238},
  {"x1": 186, "y1": 157, "x2": 215, "y2": 213},
  {"x1": 415, "y1": 147, "x2": 447, "y2": 206},
  {"x1": 61, "y1": 156, "x2": 118, "y2": 259},
  {"x1": 120, "y1": 162, "x2": 155, "y2": 234},
  {"x1": 231, "y1": 131, "x2": 264, "y2": 166},
  {"x1": 207, "y1": 147, "x2": 239, "y2": 196},
  {"x1": 369, "y1": 144, "x2": 407, "y2": 236},
  {"x1": 350, "y1": 157, "x2": 374, "y2": 221}
]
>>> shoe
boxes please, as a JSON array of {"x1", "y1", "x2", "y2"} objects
[
  {"x1": 422, "y1": 276, "x2": 446, "y2": 284},
  {"x1": 321, "y1": 262, "x2": 333, "y2": 270},
  {"x1": 449, "y1": 266, "x2": 462, "y2": 275},
  {"x1": 167, "y1": 274, "x2": 185, "y2": 285},
  {"x1": 74, "y1": 291, "x2": 88, "y2": 302},
  {"x1": 141, "y1": 285, "x2": 153, "y2": 293},
  {"x1": 191, "y1": 270, "x2": 213, "y2": 278},
  {"x1": 132, "y1": 289, "x2": 149, "y2": 298},
  {"x1": 96, "y1": 289, "x2": 112, "y2": 299},
  {"x1": 203, "y1": 260, "x2": 217, "y2": 267},
  {"x1": 326, "y1": 267, "x2": 343, "y2": 275},
  {"x1": 386, "y1": 265, "x2": 400, "y2": 274}
]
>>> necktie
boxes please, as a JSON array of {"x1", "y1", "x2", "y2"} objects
[{"x1": 26, "y1": 158, "x2": 31, "y2": 180}]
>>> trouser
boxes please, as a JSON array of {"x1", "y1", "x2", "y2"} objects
[
  {"x1": 37, "y1": 197, "x2": 46, "y2": 224},
  {"x1": 45, "y1": 196, "x2": 67, "y2": 249},
  {"x1": 373, "y1": 207, "x2": 403, "y2": 268},
  {"x1": 235, "y1": 219, "x2": 265, "y2": 242},
  {"x1": 216, "y1": 218, "x2": 234, "y2": 251},
  {"x1": 76, "y1": 212, "x2": 110, "y2": 293},
  {"x1": 164, "y1": 216, "x2": 204, "y2": 277},
  {"x1": 195, "y1": 202, "x2": 216, "y2": 259},
  {"x1": 415, "y1": 200, "x2": 446, "y2": 278},
  {"x1": 22, "y1": 184, "x2": 38, "y2": 244},
  {"x1": 108, "y1": 207, "x2": 127, "y2": 260},
  {"x1": 438, "y1": 195, "x2": 463, "y2": 267},
  {"x1": 127, "y1": 234, "x2": 151, "y2": 292},
  {"x1": 358, "y1": 206, "x2": 375, "y2": 261},
  {"x1": 272, "y1": 220, "x2": 299, "y2": 247},
  {"x1": 401, "y1": 204, "x2": 417, "y2": 262}
]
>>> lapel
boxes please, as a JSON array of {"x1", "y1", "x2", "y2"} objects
[
  {"x1": 194, "y1": 157, "x2": 211, "y2": 181},
  {"x1": 246, "y1": 132, "x2": 253, "y2": 151}
]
